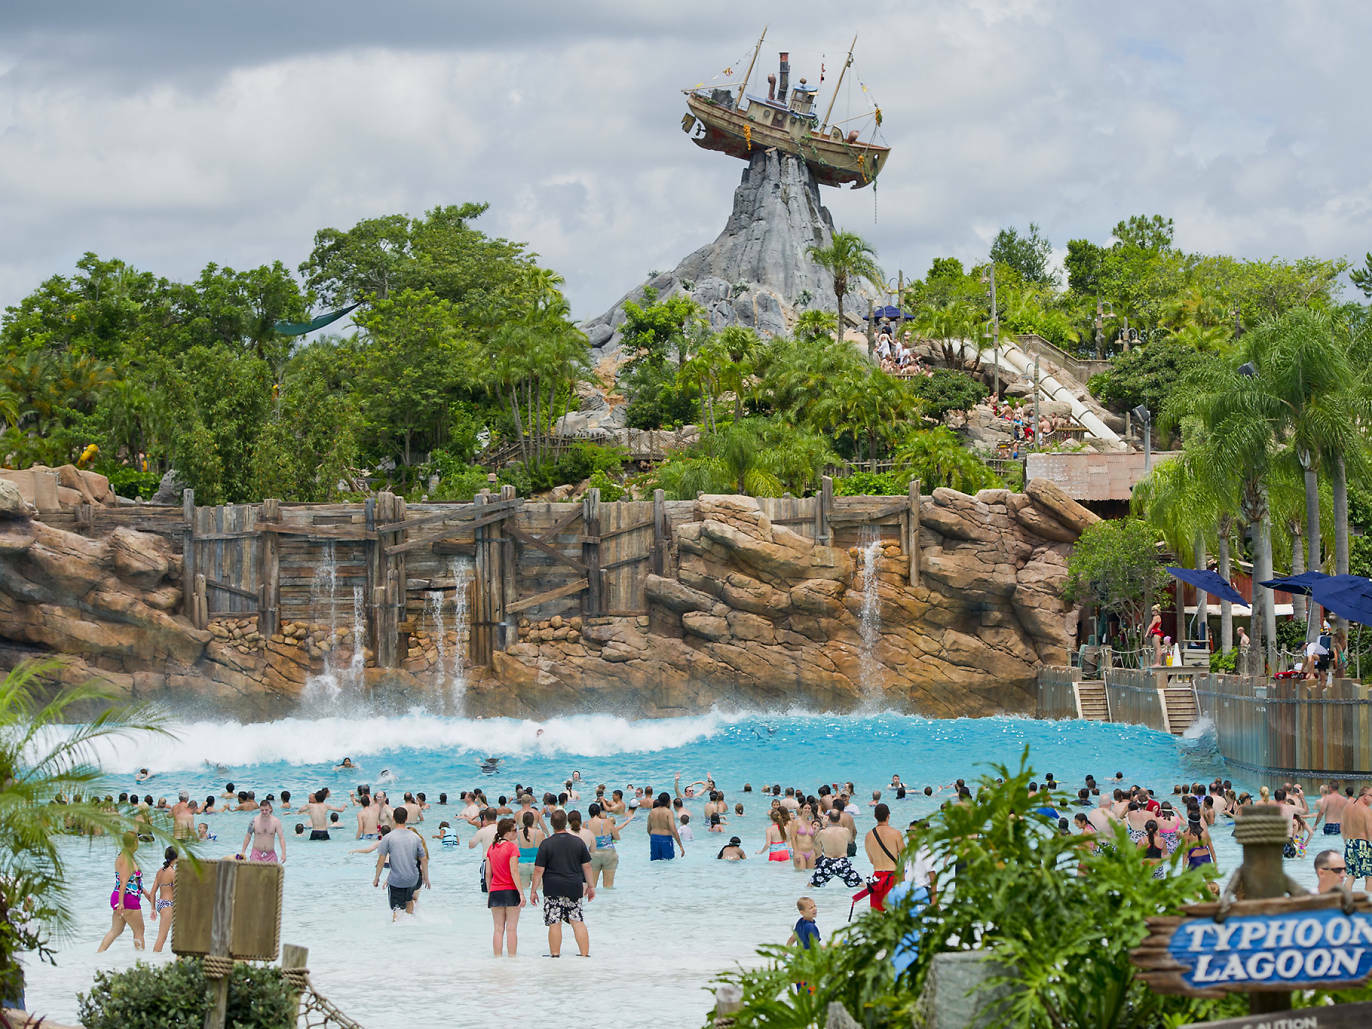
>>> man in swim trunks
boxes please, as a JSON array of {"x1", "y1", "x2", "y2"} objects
[
  {"x1": 530, "y1": 808, "x2": 594, "y2": 957},
  {"x1": 648, "y1": 792, "x2": 684, "y2": 860},
  {"x1": 373, "y1": 806, "x2": 428, "y2": 920},
  {"x1": 1313, "y1": 782, "x2": 1348, "y2": 837},
  {"x1": 356, "y1": 794, "x2": 380, "y2": 839},
  {"x1": 1344, "y1": 787, "x2": 1372, "y2": 891},
  {"x1": 864, "y1": 803, "x2": 903, "y2": 911},
  {"x1": 171, "y1": 791, "x2": 195, "y2": 840},
  {"x1": 303, "y1": 790, "x2": 347, "y2": 840},
  {"x1": 809, "y1": 810, "x2": 863, "y2": 888},
  {"x1": 241, "y1": 799, "x2": 286, "y2": 864}
]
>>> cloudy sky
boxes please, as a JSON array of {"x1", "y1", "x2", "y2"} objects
[{"x1": 2, "y1": 1, "x2": 1368, "y2": 321}]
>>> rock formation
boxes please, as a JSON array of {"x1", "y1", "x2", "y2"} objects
[
  {"x1": 581, "y1": 149, "x2": 847, "y2": 366},
  {"x1": 0, "y1": 479, "x2": 1096, "y2": 720},
  {"x1": 467, "y1": 482, "x2": 1097, "y2": 717}
]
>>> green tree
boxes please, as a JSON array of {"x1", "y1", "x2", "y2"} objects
[
  {"x1": 1088, "y1": 342, "x2": 1219, "y2": 421},
  {"x1": 807, "y1": 231, "x2": 883, "y2": 345},
  {"x1": 1351, "y1": 252, "x2": 1372, "y2": 298},
  {"x1": 990, "y1": 222, "x2": 1055, "y2": 286},
  {"x1": 903, "y1": 368, "x2": 988, "y2": 421},
  {"x1": 893, "y1": 426, "x2": 1001, "y2": 493},
  {"x1": 652, "y1": 419, "x2": 837, "y2": 499},
  {"x1": 0, "y1": 662, "x2": 182, "y2": 1004},
  {"x1": 1064, "y1": 519, "x2": 1171, "y2": 652}
]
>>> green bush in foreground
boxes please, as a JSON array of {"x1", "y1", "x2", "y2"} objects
[
  {"x1": 710, "y1": 752, "x2": 1235, "y2": 1028},
  {"x1": 78, "y1": 958, "x2": 295, "y2": 1029}
]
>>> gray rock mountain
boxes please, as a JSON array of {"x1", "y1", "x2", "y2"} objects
[{"x1": 582, "y1": 148, "x2": 842, "y2": 364}]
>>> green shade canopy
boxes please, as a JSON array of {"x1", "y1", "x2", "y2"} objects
[{"x1": 273, "y1": 302, "x2": 361, "y2": 337}]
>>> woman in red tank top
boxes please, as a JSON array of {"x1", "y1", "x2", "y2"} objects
[{"x1": 485, "y1": 817, "x2": 524, "y2": 956}]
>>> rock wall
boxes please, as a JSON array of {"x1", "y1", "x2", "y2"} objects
[
  {"x1": 466, "y1": 482, "x2": 1097, "y2": 717},
  {"x1": 581, "y1": 149, "x2": 847, "y2": 365},
  {"x1": 0, "y1": 481, "x2": 1097, "y2": 720}
]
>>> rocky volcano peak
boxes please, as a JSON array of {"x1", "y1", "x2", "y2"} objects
[{"x1": 582, "y1": 149, "x2": 842, "y2": 364}]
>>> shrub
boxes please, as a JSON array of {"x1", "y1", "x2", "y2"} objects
[
  {"x1": 78, "y1": 958, "x2": 295, "y2": 1029},
  {"x1": 1210, "y1": 647, "x2": 1238, "y2": 672},
  {"x1": 587, "y1": 468, "x2": 625, "y2": 502},
  {"x1": 833, "y1": 471, "x2": 903, "y2": 496},
  {"x1": 104, "y1": 466, "x2": 161, "y2": 500},
  {"x1": 902, "y1": 368, "x2": 988, "y2": 420}
]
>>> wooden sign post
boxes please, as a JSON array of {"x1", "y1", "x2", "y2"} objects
[
  {"x1": 172, "y1": 859, "x2": 284, "y2": 1029},
  {"x1": 1132, "y1": 805, "x2": 1372, "y2": 1025}
]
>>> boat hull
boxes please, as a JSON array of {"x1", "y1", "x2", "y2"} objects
[{"x1": 685, "y1": 94, "x2": 888, "y2": 189}]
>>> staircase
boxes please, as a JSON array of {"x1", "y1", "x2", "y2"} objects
[
  {"x1": 1075, "y1": 680, "x2": 1109, "y2": 721},
  {"x1": 1161, "y1": 687, "x2": 1200, "y2": 735}
]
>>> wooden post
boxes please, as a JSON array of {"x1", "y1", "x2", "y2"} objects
[
  {"x1": 259, "y1": 499, "x2": 280, "y2": 637},
  {"x1": 652, "y1": 489, "x2": 667, "y2": 576},
  {"x1": 364, "y1": 496, "x2": 379, "y2": 656},
  {"x1": 203, "y1": 860, "x2": 238, "y2": 1029},
  {"x1": 817, "y1": 475, "x2": 833, "y2": 546},
  {"x1": 182, "y1": 489, "x2": 196, "y2": 622},
  {"x1": 390, "y1": 495, "x2": 407, "y2": 667},
  {"x1": 907, "y1": 478, "x2": 921, "y2": 587},
  {"x1": 499, "y1": 485, "x2": 517, "y2": 650},
  {"x1": 582, "y1": 488, "x2": 602, "y2": 618},
  {"x1": 194, "y1": 574, "x2": 208, "y2": 630},
  {"x1": 473, "y1": 492, "x2": 491, "y2": 665},
  {"x1": 1235, "y1": 804, "x2": 1296, "y2": 1016}
]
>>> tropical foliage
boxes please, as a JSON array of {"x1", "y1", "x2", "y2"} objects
[
  {"x1": 0, "y1": 661, "x2": 182, "y2": 1003},
  {"x1": 711, "y1": 753, "x2": 1237, "y2": 1029},
  {"x1": 78, "y1": 958, "x2": 295, "y2": 1029}
]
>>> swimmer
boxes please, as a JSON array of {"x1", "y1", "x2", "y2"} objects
[
  {"x1": 376, "y1": 769, "x2": 398, "y2": 785},
  {"x1": 335, "y1": 757, "x2": 358, "y2": 771},
  {"x1": 134, "y1": 768, "x2": 153, "y2": 783},
  {"x1": 717, "y1": 836, "x2": 746, "y2": 860}
]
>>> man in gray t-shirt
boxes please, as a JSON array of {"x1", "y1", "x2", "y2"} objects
[{"x1": 372, "y1": 806, "x2": 429, "y2": 919}]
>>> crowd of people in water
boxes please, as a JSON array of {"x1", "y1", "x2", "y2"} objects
[{"x1": 85, "y1": 760, "x2": 1372, "y2": 960}]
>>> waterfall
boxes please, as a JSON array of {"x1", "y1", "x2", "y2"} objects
[
  {"x1": 422, "y1": 559, "x2": 473, "y2": 713},
  {"x1": 426, "y1": 588, "x2": 447, "y2": 702},
  {"x1": 303, "y1": 543, "x2": 341, "y2": 702},
  {"x1": 348, "y1": 585, "x2": 366, "y2": 689},
  {"x1": 858, "y1": 527, "x2": 883, "y2": 696},
  {"x1": 446, "y1": 558, "x2": 473, "y2": 708}
]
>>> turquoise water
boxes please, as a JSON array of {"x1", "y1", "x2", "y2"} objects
[{"x1": 26, "y1": 709, "x2": 1291, "y2": 1028}]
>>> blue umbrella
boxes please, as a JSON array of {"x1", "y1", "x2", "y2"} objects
[
  {"x1": 1165, "y1": 567, "x2": 1246, "y2": 606},
  {"x1": 1309, "y1": 575, "x2": 1372, "y2": 627},
  {"x1": 1258, "y1": 571, "x2": 1329, "y2": 596}
]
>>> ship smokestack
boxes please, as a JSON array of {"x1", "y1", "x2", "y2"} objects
[
  {"x1": 767, "y1": 72, "x2": 776, "y2": 101},
  {"x1": 778, "y1": 52, "x2": 789, "y2": 102}
]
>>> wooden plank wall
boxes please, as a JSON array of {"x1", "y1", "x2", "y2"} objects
[
  {"x1": 48, "y1": 479, "x2": 933, "y2": 670},
  {"x1": 1035, "y1": 666, "x2": 1081, "y2": 719},
  {"x1": 1194, "y1": 673, "x2": 1372, "y2": 778},
  {"x1": 192, "y1": 503, "x2": 262, "y2": 617},
  {"x1": 1102, "y1": 667, "x2": 1167, "y2": 732}
]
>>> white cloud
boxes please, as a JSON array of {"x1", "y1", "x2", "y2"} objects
[{"x1": 0, "y1": 0, "x2": 1368, "y2": 321}]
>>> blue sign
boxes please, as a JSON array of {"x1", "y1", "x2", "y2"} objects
[{"x1": 1167, "y1": 908, "x2": 1372, "y2": 989}]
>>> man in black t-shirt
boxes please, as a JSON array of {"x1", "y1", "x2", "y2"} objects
[{"x1": 530, "y1": 808, "x2": 595, "y2": 956}]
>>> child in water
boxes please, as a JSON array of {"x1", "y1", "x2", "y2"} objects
[{"x1": 787, "y1": 897, "x2": 821, "y2": 949}]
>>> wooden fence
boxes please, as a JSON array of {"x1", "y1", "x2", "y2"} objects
[
  {"x1": 61, "y1": 477, "x2": 922, "y2": 670},
  {"x1": 1102, "y1": 667, "x2": 1168, "y2": 732},
  {"x1": 1194, "y1": 674, "x2": 1372, "y2": 778},
  {"x1": 1036, "y1": 665, "x2": 1080, "y2": 720},
  {"x1": 1037, "y1": 665, "x2": 1372, "y2": 778}
]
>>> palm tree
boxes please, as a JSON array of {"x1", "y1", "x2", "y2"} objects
[
  {"x1": 793, "y1": 310, "x2": 838, "y2": 345},
  {"x1": 1165, "y1": 363, "x2": 1284, "y2": 673},
  {"x1": 806, "y1": 232, "x2": 883, "y2": 345},
  {"x1": 1132, "y1": 453, "x2": 1220, "y2": 646},
  {"x1": 1237, "y1": 310, "x2": 1358, "y2": 642},
  {"x1": 0, "y1": 661, "x2": 182, "y2": 1003},
  {"x1": 913, "y1": 301, "x2": 981, "y2": 371}
]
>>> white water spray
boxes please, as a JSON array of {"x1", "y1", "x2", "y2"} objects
[
  {"x1": 858, "y1": 528, "x2": 883, "y2": 696},
  {"x1": 303, "y1": 542, "x2": 341, "y2": 702}
]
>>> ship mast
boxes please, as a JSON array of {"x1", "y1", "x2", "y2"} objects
[
  {"x1": 820, "y1": 34, "x2": 857, "y2": 133},
  {"x1": 737, "y1": 26, "x2": 767, "y2": 105}
]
